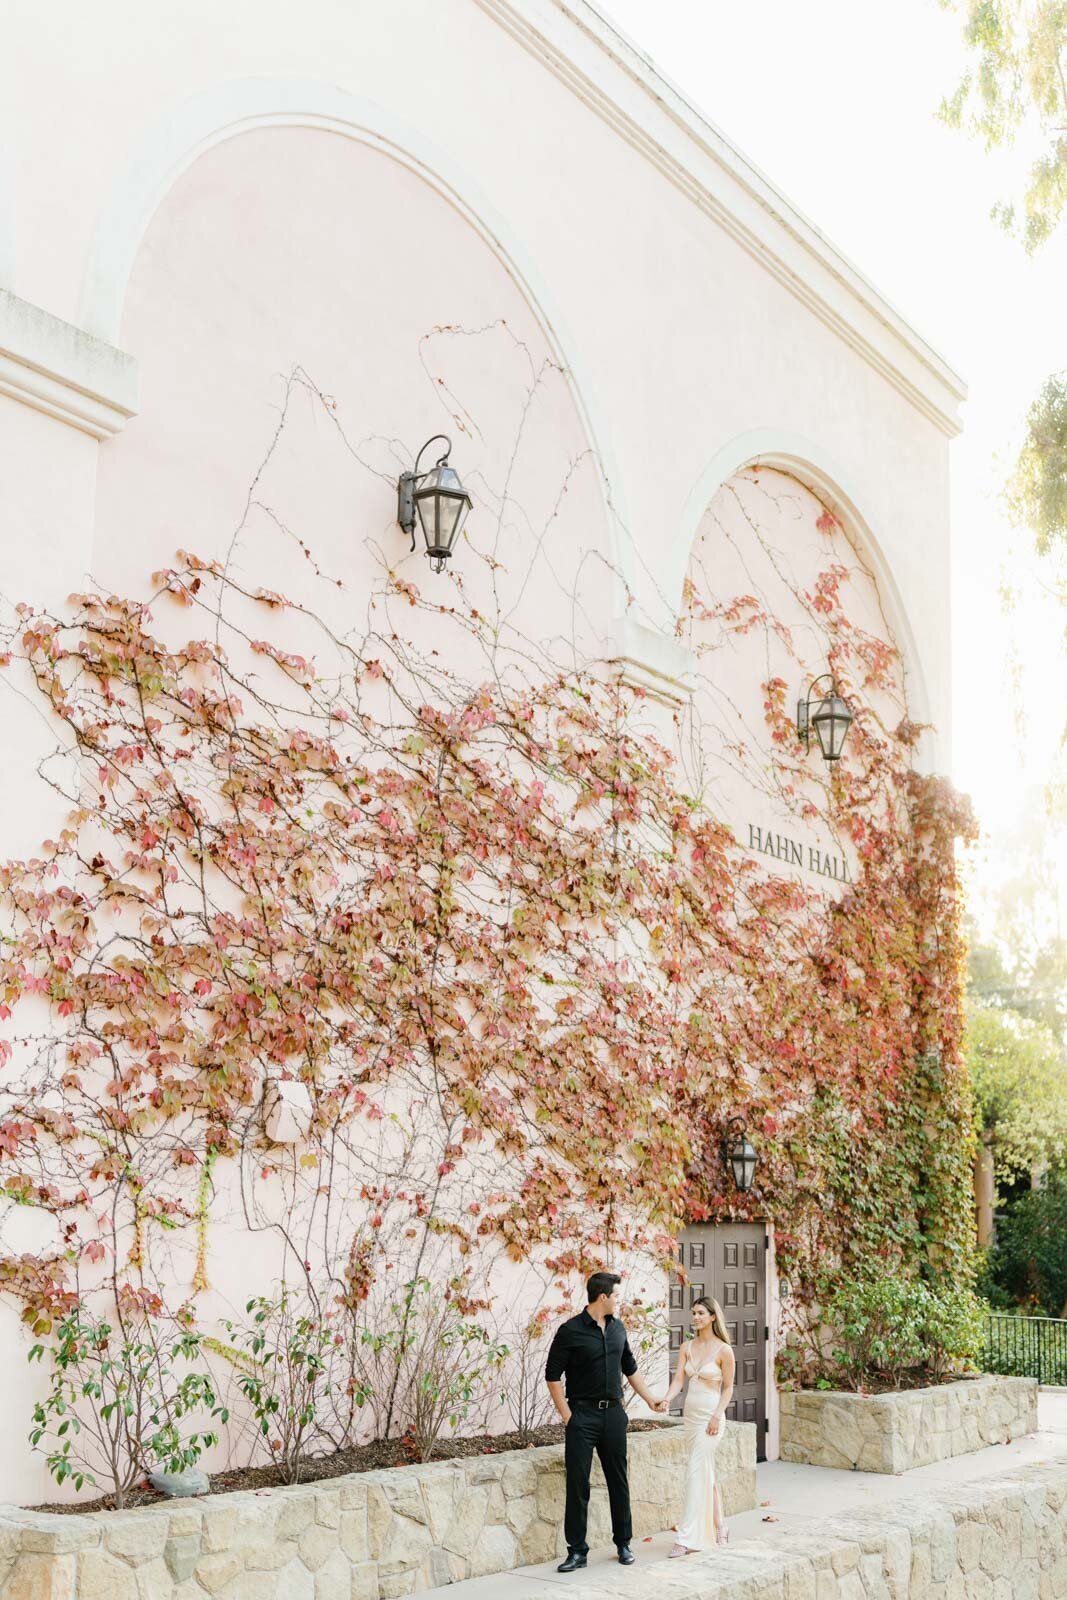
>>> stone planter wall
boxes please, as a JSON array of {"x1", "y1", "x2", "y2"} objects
[
  {"x1": 0, "y1": 1420, "x2": 756, "y2": 1600},
  {"x1": 779, "y1": 1372, "x2": 1037, "y2": 1473}
]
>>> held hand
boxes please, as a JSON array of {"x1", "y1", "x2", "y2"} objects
[{"x1": 651, "y1": 1398, "x2": 669, "y2": 1413}]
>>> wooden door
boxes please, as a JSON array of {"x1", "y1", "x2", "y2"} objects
[{"x1": 667, "y1": 1221, "x2": 768, "y2": 1458}]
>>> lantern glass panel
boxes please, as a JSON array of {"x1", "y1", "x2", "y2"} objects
[
  {"x1": 729, "y1": 1135, "x2": 757, "y2": 1192},
  {"x1": 415, "y1": 467, "x2": 471, "y2": 558},
  {"x1": 812, "y1": 693, "x2": 852, "y2": 761}
]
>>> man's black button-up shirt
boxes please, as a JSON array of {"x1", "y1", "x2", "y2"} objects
[{"x1": 544, "y1": 1309, "x2": 638, "y2": 1400}]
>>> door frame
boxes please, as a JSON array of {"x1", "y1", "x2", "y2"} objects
[{"x1": 667, "y1": 1218, "x2": 778, "y2": 1461}]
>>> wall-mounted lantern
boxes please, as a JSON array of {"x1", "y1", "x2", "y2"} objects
[
  {"x1": 397, "y1": 434, "x2": 473, "y2": 573},
  {"x1": 797, "y1": 674, "x2": 853, "y2": 763},
  {"x1": 723, "y1": 1116, "x2": 757, "y2": 1192}
]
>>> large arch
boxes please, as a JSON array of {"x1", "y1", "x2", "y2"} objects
[
  {"x1": 77, "y1": 76, "x2": 635, "y2": 610},
  {"x1": 668, "y1": 427, "x2": 943, "y2": 774}
]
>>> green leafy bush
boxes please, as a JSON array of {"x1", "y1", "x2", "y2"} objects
[
  {"x1": 918, "y1": 1282, "x2": 986, "y2": 1380},
  {"x1": 828, "y1": 1275, "x2": 926, "y2": 1389},
  {"x1": 221, "y1": 1292, "x2": 335, "y2": 1485},
  {"x1": 29, "y1": 1312, "x2": 225, "y2": 1505},
  {"x1": 780, "y1": 1272, "x2": 985, "y2": 1391}
]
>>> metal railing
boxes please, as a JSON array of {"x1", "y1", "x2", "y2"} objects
[{"x1": 984, "y1": 1314, "x2": 1067, "y2": 1386}]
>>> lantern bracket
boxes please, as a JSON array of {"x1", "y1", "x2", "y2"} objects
[{"x1": 397, "y1": 434, "x2": 453, "y2": 552}]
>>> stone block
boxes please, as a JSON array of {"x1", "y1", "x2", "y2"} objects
[
  {"x1": 4, "y1": 1552, "x2": 75, "y2": 1600},
  {"x1": 298, "y1": 1524, "x2": 337, "y2": 1573},
  {"x1": 377, "y1": 1568, "x2": 417, "y2": 1600},
  {"x1": 245, "y1": 1538, "x2": 298, "y2": 1572},
  {"x1": 162, "y1": 1533, "x2": 201, "y2": 1584},
  {"x1": 313, "y1": 1549, "x2": 350, "y2": 1600},
  {"x1": 313, "y1": 1492, "x2": 341, "y2": 1530},
  {"x1": 274, "y1": 1562, "x2": 313, "y2": 1600},
  {"x1": 337, "y1": 1481, "x2": 367, "y2": 1512},
  {"x1": 133, "y1": 1557, "x2": 173, "y2": 1600},
  {"x1": 79, "y1": 1551, "x2": 139, "y2": 1600},
  {"x1": 200, "y1": 1508, "x2": 238, "y2": 1554},
  {"x1": 375, "y1": 1514, "x2": 431, "y2": 1569},
  {"x1": 349, "y1": 1563, "x2": 379, "y2": 1600},
  {"x1": 339, "y1": 1507, "x2": 369, "y2": 1564},
  {"x1": 468, "y1": 1522, "x2": 517, "y2": 1580},
  {"x1": 275, "y1": 1497, "x2": 315, "y2": 1539},
  {"x1": 104, "y1": 1520, "x2": 170, "y2": 1564},
  {"x1": 442, "y1": 1488, "x2": 488, "y2": 1559},
  {"x1": 518, "y1": 1518, "x2": 559, "y2": 1565},
  {"x1": 193, "y1": 1553, "x2": 242, "y2": 1595}
]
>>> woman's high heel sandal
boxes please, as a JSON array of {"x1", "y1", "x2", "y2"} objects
[
  {"x1": 669, "y1": 1543, "x2": 694, "y2": 1558},
  {"x1": 716, "y1": 1522, "x2": 730, "y2": 1547}
]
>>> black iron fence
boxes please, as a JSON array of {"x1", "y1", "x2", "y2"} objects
[{"x1": 984, "y1": 1314, "x2": 1067, "y2": 1386}]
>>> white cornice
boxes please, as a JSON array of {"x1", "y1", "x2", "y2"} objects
[
  {"x1": 607, "y1": 617, "x2": 695, "y2": 708},
  {"x1": 0, "y1": 290, "x2": 138, "y2": 440},
  {"x1": 475, "y1": 0, "x2": 967, "y2": 438}
]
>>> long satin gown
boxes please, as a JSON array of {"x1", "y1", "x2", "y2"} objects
[{"x1": 675, "y1": 1342, "x2": 723, "y2": 1552}]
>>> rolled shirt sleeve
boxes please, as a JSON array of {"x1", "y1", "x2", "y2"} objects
[
  {"x1": 545, "y1": 1323, "x2": 570, "y2": 1384},
  {"x1": 620, "y1": 1334, "x2": 638, "y2": 1378}
]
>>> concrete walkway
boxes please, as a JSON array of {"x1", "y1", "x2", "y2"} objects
[{"x1": 421, "y1": 1390, "x2": 1067, "y2": 1598}]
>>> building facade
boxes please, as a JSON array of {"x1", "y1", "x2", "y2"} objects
[{"x1": 0, "y1": 0, "x2": 968, "y2": 1502}]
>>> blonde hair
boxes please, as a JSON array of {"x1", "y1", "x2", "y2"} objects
[{"x1": 691, "y1": 1295, "x2": 730, "y2": 1343}]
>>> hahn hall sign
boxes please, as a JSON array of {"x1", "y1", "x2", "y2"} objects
[{"x1": 746, "y1": 822, "x2": 852, "y2": 885}]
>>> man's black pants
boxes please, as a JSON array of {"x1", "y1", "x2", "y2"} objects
[{"x1": 564, "y1": 1402, "x2": 632, "y2": 1555}]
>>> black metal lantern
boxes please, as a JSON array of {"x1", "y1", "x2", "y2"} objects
[
  {"x1": 797, "y1": 674, "x2": 853, "y2": 763},
  {"x1": 723, "y1": 1116, "x2": 757, "y2": 1192},
  {"x1": 397, "y1": 434, "x2": 472, "y2": 573}
]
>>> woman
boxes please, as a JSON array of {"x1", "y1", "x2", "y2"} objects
[{"x1": 662, "y1": 1295, "x2": 735, "y2": 1557}]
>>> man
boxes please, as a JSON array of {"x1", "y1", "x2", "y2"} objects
[{"x1": 545, "y1": 1271, "x2": 666, "y2": 1573}]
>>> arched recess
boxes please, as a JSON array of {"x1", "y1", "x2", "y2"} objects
[
  {"x1": 77, "y1": 76, "x2": 634, "y2": 608},
  {"x1": 668, "y1": 428, "x2": 944, "y2": 774}
]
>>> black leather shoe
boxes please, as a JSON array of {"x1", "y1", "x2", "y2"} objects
[
  {"x1": 557, "y1": 1552, "x2": 587, "y2": 1573},
  {"x1": 618, "y1": 1544, "x2": 636, "y2": 1565}
]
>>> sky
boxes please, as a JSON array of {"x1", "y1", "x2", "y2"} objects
[{"x1": 596, "y1": 0, "x2": 1067, "y2": 864}]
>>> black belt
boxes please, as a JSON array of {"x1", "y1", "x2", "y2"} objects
[{"x1": 571, "y1": 1397, "x2": 623, "y2": 1409}]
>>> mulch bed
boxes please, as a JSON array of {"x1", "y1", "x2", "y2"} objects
[
  {"x1": 794, "y1": 1370, "x2": 982, "y2": 1396},
  {"x1": 30, "y1": 1417, "x2": 672, "y2": 1516}
]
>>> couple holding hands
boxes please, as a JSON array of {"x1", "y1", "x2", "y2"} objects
[{"x1": 545, "y1": 1270, "x2": 735, "y2": 1572}]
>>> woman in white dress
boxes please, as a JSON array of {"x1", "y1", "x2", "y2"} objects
[{"x1": 662, "y1": 1295, "x2": 736, "y2": 1557}]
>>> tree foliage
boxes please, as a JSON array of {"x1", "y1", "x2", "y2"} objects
[
  {"x1": 1006, "y1": 370, "x2": 1067, "y2": 552},
  {"x1": 939, "y1": 0, "x2": 1067, "y2": 253},
  {"x1": 940, "y1": 3, "x2": 1067, "y2": 552},
  {"x1": 983, "y1": 1171, "x2": 1067, "y2": 1314},
  {"x1": 966, "y1": 1000, "x2": 1067, "y2": 1178}
]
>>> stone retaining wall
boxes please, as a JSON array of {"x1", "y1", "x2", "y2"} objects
[
  {"x1": 779, "y1": 1373, "x2": 1037, "y2": 1473},
  {"x1": 0, "y1": 1420, "x2": 756, "y2": 1600},
  {"x1": 529, "y1": 1459, "x2": 1067, "y2": 1598}
]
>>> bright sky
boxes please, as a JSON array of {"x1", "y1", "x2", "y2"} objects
[{"x1": 597, "y1": 0, "x2": 1067, "y2": 857}]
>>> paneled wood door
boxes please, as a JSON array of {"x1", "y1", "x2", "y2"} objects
[{"x1": 667, "y1": 1222, "x2": 768, "y2": 1459}]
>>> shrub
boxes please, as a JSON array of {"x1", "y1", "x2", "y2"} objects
[
  {"x1": 29, "y1": 1310, "x2": 224, "y2": 1505},
  {"x1": 828, "y1": 1275, "x2": 926, "y2": 1389},
  {"x1": 919, "y1": 1282, "x2": 984, "y2": 1380},
  {"x1": 220, "y1": 1292, "x2": 334, "y2": 1485},
  {"x1": 499, "y1": 1317, "x2": 558, "y2": 1445},
  {"x1": 388, "y1": 1277, "x2": 508, "y2": 1462}
]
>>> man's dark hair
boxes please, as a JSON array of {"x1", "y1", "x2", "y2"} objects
[{"x1": 586, "y1": 1271, "x2": 621, "y2": 1303}]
